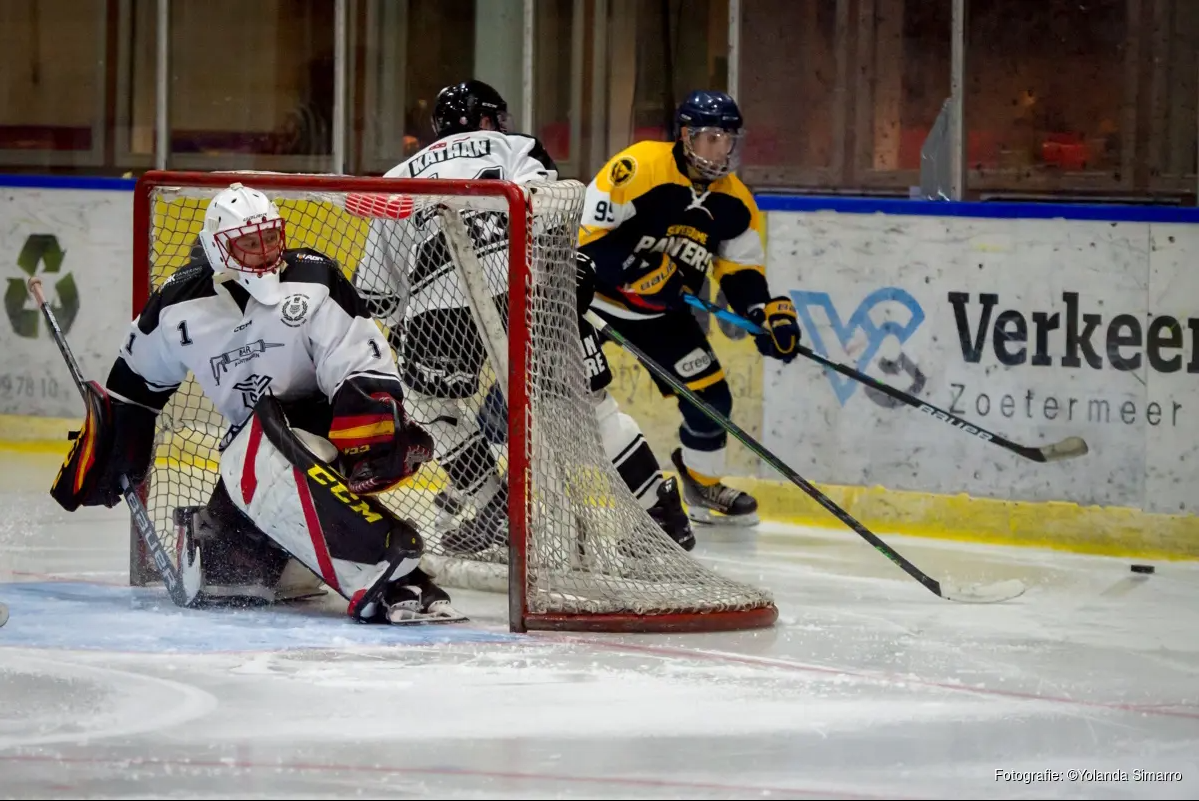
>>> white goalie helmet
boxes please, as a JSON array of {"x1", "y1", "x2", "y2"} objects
[{"x1": 198, "y1": 182, "x2": 287, "y2": 305}]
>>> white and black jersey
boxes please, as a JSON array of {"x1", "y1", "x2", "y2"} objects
[
  {"x1": 356, "y1": 130, "x2": 558, "y2": 322},
  {"x1": 108, "y1": 248, "x2": 401, "y2": 444}
]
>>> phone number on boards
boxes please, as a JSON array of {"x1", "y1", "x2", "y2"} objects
[{"x1": 0, "y1": 375, "x2": 61, "y2": 400}]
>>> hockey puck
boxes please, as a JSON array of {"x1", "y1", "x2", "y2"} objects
[{"x1": 1130, "y1": 564, "x2": 1155, "y2": 574}]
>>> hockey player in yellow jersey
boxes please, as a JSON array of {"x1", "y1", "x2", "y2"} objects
[{"x1": 578, "y1": 90, "x2": 801, "y2": 527}]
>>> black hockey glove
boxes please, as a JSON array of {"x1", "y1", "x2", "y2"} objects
[
  {"x1": 330, "y1": 378, "x2": 434, "y2": 496},
  {"x1": 747, "y1": 296, "x2": 801, "y2": 363},
  {"x1": 575, "y1": 251, "x2": 597, "y2": 318},
  {"x1": 51, "y1": 381, "x2": 157, "y2": 511},
  {"x1": 616, "y1": 254, "x2": 689, "y2": 313}
]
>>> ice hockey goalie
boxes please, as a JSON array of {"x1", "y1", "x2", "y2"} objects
[{"x1": 49, "y1": 182, "x2": 463, "y2": 625}]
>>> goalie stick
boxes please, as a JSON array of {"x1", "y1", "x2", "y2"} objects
[
  {"x1": 27, "y1": 277, "x2": 203, "y2": 609},
  {"x1": 585, "y1": 309, "x2": 1026, "y2": 604},
  {"x1": 682, "y1": 293, "x2": 1089, "y2": 464}
]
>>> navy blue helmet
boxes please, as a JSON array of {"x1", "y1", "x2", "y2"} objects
[
  {"x1": 673, "y1": 90, "x2": 745, "y2": 180},
  {"x1": 674, "y1": 90, "x2": 744, "y2": 136}
]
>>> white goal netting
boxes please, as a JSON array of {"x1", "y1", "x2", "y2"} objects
[{"x1": 130, "y1": 172, "x2": 777, "y2": 632}]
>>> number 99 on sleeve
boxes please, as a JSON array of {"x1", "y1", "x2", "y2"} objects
[{"x1": 592, "y1": 200, "x2": 616, "y2": 223}]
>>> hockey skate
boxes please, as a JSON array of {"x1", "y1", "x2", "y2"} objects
[
  {"x1": 616, "y1": 476, "x2": 696, "y2": 558},
  {"x1": 670, "y1": 449, "x2": 760, "y2": 527},
  {"x1": 647, "y1": 477, "x2": 696, "y2": 550},
  {"x1": 381, "y1": 567, "x2": 468, "y2": 624}
]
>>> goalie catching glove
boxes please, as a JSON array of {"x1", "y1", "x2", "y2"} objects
[
  {"x1": 328, "y1": 377, "x2": 434, "y2": 495},
  {"x1": 747, "y1": 296, "x2": 801, "y2": 363},
  {"x1": 51, "y1": 382, "x2": 157, "y2": 511}
]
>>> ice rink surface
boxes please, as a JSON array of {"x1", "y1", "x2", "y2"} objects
[{"x1": 1, "y1": 448, "x2": 1196, "y2": 799}]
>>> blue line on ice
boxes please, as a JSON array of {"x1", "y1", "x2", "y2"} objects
[{"x1": 0, "y1": 581, "x2": 517, "y2": 653}]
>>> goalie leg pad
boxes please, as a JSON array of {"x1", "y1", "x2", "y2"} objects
[
  {"x1": 174, "y1": 496, "x2": 291, "y2": 606},
  {"x1": 218, "y1": 396, "x2": 424, "y2": 607}
]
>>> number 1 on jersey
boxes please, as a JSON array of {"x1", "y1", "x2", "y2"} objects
[{"x1": 177, "y1": 320, "x2": 193, "y2": 346}]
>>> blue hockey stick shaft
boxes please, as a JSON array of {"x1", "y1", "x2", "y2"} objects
[{"x1": 680, "y1": 292, "x2": 1087, "y2": 464}]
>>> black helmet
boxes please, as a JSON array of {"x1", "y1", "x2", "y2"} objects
[{"x1": 432, "y1": 80, "x2": 511, "y2": 137}]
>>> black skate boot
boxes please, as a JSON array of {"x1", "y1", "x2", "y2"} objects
[
  {"x1": 646, "y1": 477, "x2": 696, "y2": 551},
  {"x1": 438, "y1": 483, "x2": 509, "y2": 554},
  {"x1": 383, "y1": 567, "x2": 467, "y2": 624},
  {"x1": 670, "y1": 448, "x2": 759, "y2": 527}
]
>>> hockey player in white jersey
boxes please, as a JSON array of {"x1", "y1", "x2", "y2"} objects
[
  {"x1": 356, "y1": 79, "x2": 694, "y2": 553},
  {"x1": 50, "y1": 182, "x2": 462, "y2": 625}
]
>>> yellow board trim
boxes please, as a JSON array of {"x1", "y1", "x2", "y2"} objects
[
  {"x1": 710, "y1": 474, "x2": 1199, "y2": 562},
  {"x1": 3, "y1": 415, "x2": 1195, "y2": 562}
]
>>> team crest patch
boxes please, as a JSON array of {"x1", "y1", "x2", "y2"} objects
[
  {"x1": 610, "y1": 156, "x2": 637, "y2": 187},
  {"x1": 281, "y1": 293, "x2": 310, "y2": 327}
]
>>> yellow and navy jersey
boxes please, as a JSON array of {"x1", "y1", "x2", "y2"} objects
[{"x1": 578, "y1": 140, "x2": 769, "y2": 319}]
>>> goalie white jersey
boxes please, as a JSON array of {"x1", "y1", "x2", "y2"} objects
[
  {"x1": 357, "y1": 130, "x2": 558, "y2": 321},
  {"x1": 107, "y1": 247, "x2": 400, "y2": 443}
]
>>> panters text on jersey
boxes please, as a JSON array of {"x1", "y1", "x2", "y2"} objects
[{"x1": 633, "y1": 224, "x2": 714, "y2": 273}]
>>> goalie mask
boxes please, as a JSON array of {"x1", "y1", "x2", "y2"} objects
[
  {"x1": 199, "y1": 183, "x2": 287, "y2": 305},
  {"x1": 674, "y1": 90, "x2": 746, "y2": 181}
]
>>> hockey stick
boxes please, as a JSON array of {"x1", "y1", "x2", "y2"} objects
[
  {"x1": 27, "y1": 277, "x2": 202, "y2": 609},
  {"x1": 0, "y1": 601, "x2": 8, "y2": 628},
  {"x1": 682, "y1": 293, "x2": 1088, "y2": 464},
  {"x1": 586, "y1": 309, "x2": 1025, "y2": 604}
]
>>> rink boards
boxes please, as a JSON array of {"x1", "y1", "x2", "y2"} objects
[{"x1": 2, "y1": 175, "x2": 1198, "y2": 561}]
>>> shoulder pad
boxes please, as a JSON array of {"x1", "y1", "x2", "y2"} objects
[
  {"x1": 596, "y1": 141, "x2": 677, "y2": 198},
  {"x1": 137, "y1": 262, "x2": 216, "y2": 333},
  {"x1": 161, "y1": 262, "x2": 210, "y2": 289}
]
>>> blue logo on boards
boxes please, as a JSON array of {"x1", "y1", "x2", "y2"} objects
[{"x1": 790, "y1": 287, "x2": 925, "y2": 405}]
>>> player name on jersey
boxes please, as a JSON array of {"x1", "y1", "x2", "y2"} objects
[{"x1": 407, "y1": 138, "x2": 493, "y2": 178}]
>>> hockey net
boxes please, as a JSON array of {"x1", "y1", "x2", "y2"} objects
[{"x1": 129, "y1": 170, "x2": 777, "y2": 633}]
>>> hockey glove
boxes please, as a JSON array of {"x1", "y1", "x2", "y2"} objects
[
  {"x1": 616, "y1": 255, "x2": 689, "y2": 313},
  {"x1": 575, "y1": 251, "x2": 597, "y2": 318},
  {"x1": 330, "y1": 380, "x2": 434, "y2": 495},
  {"x1": 747, "y1": 296, "x2": 801, "y2": 363},
  {"x1": 51, "y1": 382, "x2": 157, "y2": 511}
]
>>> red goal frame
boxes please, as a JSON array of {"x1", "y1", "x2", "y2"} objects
[{"x1": 129, "y1": 170, "x2": 778, "y2": 635}]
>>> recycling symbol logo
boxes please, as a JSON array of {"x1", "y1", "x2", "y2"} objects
[{"x1": 7, "y1": 234, "x2": 78, "y2": 338}]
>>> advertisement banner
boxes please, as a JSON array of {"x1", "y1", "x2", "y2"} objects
[
  {"x1": 0, "y1": 188, "x2": 132, "y2": 418},
  {"x1": 762, "y1": 210, "x2": 1196, "y2": 514}
]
